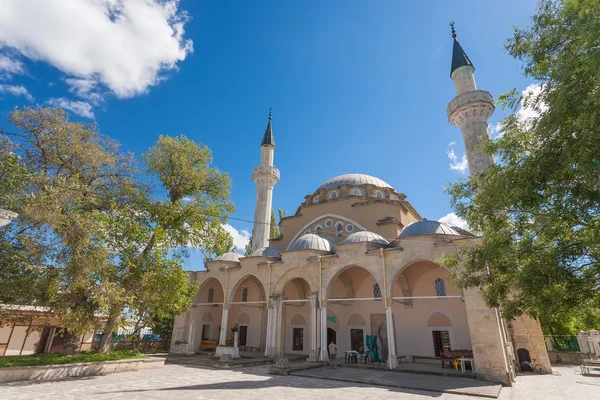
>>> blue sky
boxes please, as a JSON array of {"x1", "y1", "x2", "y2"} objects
[{"x1": 0, "y1": 0, "x2": 538, "y2": 270}]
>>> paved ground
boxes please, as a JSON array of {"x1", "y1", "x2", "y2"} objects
[
  {"x1": 1, "y1": 364, "x2": 599, "y2": 399},
  {"x1": 292, "y1": 366, "x2": 501, "y2": 398}
]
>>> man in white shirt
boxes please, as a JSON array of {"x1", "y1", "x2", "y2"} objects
[{"x1": 328, "y1": 341, "x2": 338, "y2": 368}]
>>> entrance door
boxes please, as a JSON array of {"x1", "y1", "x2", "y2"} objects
[
  {"x1": 327, "y1": 328, "x2": 337, "y2": 356},
  {"x1": 239, "y1": 325, "x2": 248, "y2": 346},
  {"x1": 350, "y1": 329, "x2": 363, "y2": 351},
  {"x1": 201, "y1": 324, "x2": 210, "y2": 340}
]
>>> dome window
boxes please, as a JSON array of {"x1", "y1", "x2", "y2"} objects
[
  {"x1": 313, "y1": 195, "x2": 320, "y2": 203},
  {"x1": 314, "y1": 225, "x2": 323, "y2": 235},
  {"x1": 352, "y1": 188, "x2": 362, "y2": 196},
  {"x1": 345, "y1": 224, "x2": 354, "y2": 233},
  {"x1": 336, "y1": 222, "x2": 344, "y2": 237},
  {"x1": 325, "y1": 219, "x2": 333, "y2": 228},
  {"x1": 375, "y1": 191, "x2": 384, "y2": 199},
  {"x1": 330, "y1": 191, "x2": 339, "y2": 200}
]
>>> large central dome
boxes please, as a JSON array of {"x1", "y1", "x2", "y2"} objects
[{"x1": 318, "y1": 173, "x2": 394, "y2": 190}]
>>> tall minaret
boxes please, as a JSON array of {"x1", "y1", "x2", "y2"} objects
[
  {"x1": 446, "y1": 23, "x2": 495, "y2": 175},
  {"x1": 251, "y1": 108, "x2": 280, "y2": 252}
]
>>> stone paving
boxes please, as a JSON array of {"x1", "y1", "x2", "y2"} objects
[
  {"x1": 292, "y1": 366, "x2": 501, "y2": 398},
  {"x1": 1, "y1": 363, "x2": 599, "y2": 399}
]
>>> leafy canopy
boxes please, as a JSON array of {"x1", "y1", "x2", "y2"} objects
[{"x1": 441, "y1": 0, "x2": 600, "y2": 330}]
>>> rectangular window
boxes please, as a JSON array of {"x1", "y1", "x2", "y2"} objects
[
  {"x1": 293, "y1": 328, "x2": 304, "y2": 351},
  {"x1": 350, "y1": 329, "x2": 364, "y2": 351},
  {"x1": 432, "y1": 330, "x2": 451, "y2": 357},
  {"x1": 239, "y1": 325, "x2": 248, "y2": 346}
]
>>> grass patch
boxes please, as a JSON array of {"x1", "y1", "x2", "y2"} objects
[{"x1": 0, "y1": 349, "x2": 146, "y2": 368}]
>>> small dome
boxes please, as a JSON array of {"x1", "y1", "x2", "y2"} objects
[
  {"x1": 214, "y1": 251, "x2": 241, "y2": 262},
  {"x1": 449, "y1": 225, "x2": 474, "y2": 236},
  {"x1": 318, "y1": 174, "x2": 393, "y2": 190},
  {"x1": 249, "y1": 247, "x2": 282, "y2": 258},
  {"x1": 287, "y1": 233, "x2": 332, "y2": 252},
  {"x1": 342, "y1": 231, "x2": 389, "y2": 245},
  {"x1": 398, "y1": 220, "x2": 460, "y2": 238}
]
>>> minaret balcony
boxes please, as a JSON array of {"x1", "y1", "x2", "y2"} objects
[
  {"x1": 447, "y1": 90, "x2": 495, "y2": 126},
  {"x1": 252, "y1": 165, "x2": 280, "y2": 184}
]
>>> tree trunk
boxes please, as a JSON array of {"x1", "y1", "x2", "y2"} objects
[{"x1": 97, "y1": 312, "x2": 119, "y2": 354}]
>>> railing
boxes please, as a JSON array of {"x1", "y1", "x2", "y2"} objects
[{"x1": 545, "y1": 336, "x2": 581, "y2": 352}]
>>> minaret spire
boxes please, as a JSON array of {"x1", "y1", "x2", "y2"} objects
[
  {"x1": 251, "y1": 108, "x2": 280, "y2": 252},
  {"x1": 446, "y1": 24, "x2": 494, "y2": 174},
  {"x1": 450, "y1": 22, "x2": 474, "y2": 78}
]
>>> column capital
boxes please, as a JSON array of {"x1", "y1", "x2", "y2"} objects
[
  {"x1": 224, "y1": 303, "x2": 232, "y2": 310},
  {"x1": 309, "y1": 292, "x2": 318, "y2": 307},
  {"x1": 271, "y1": 295, "x2": 280, "y2": 308}
]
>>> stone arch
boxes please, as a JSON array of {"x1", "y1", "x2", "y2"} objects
[
  {"x1": 228, "y1": 273, "x2": 267, "y2": 303},
  {"x1": 201, "y1": 312, "x2": 215, "y2": 322},
  {"x1": 347, "y1": 312, "x2": 366, "y2": 326},
  {"x1": 282, "y1": 277, "x2": 311, "y2": 300},
  {"x1": 425, "y1": 310, "x2": 454, "y2": 327},
  {"x1": 194, "y1": 276, "x2": 225, "y2": 304},
  {"x1": 325, "y1": 264, "x2": 384, "y2": 301},
  {"x1": 238, "y1": 312, "x2": 250, "y2": 324},
  {"x1": 286, "y1": 213, "x2": 366, "y2": 249},
  {"x1": 273, "y1": 268, "x2": 317, "y2": 296},
  {"x1": 291, "y1": 313, "x2": 307, "y2": 325},
  {"x1": 390, "y1": 258, "x2": 451, "y2": 300}
]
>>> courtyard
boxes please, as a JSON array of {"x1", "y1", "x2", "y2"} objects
[{"x1": 1, "y1": 363, "x2": 599, "y2": 400}]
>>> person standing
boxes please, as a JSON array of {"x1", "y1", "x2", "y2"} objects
[{"x1": 328, "y1": 340, "x2": 338, "y2": 368}]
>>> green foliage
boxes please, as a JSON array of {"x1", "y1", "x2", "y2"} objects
[
  {"x1": 0, "y1": 108, "x2": 235, "y2": 353},
  {"x1": 441, "y1": 0, "x2": 600, "y2": 329},
  {"x1": 148, "y1": 314, "x2": 176, "y2": 342},
  {"x1": 0, "y1": 350, "x2": 144, "y2": 368}
]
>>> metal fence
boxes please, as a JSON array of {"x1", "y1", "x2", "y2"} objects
[{"x1": 547, "y1": 336, "x2": 581, "y2": 352}]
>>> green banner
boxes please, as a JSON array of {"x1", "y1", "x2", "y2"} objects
[{"x1": 326, "y1": 316, "x2": 336, "y2": 323}]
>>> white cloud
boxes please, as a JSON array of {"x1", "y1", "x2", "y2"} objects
[
  {"x1": 447, "y1": 142, "x2": 468, "y2": 173},
  {"x1": 0, "y1": 55, "x2": 25, "y2": 78},
  {"x1": 222, "y1": 223, "x2": 251, "y2": 251},
  {"x1": 517, "y1": 83, "x2": 547, "y2": 124},
  {"x1": 47, "y1": 97, "x2": 94, "y2": 119},
  {"x1": 439, "y1": 213, "x2": 469, "y2": 231},
  {"x1": 488, "y1": 122, "x2": 503, "y2": 140},
  {"x1": 0, "y1": 0, "x2": 192, "y2": 101},
  {"x1": 0, "y1": 84, "x2": 33, "y2": 101}
]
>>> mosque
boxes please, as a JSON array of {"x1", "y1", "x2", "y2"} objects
[{"x1": 170, "y1": 28, "x2": 551, "y2": 384}]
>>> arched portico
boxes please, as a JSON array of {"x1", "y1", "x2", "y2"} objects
[
  {"x1": 390, "y1": 259, "x2": 471, "y2": 361},
  {"x1": 188, "y1": 277, "x2": 225, "y2": 351},
  {"x1": 323, "y1": 265, "x2": 391, "y2": 364}
]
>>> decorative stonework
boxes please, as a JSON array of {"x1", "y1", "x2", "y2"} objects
[
  {"x1": 269, "y1": 357, "x2": 291, "y2": 375},
  {"x1": 252, "y1": 165, "x2": 280, "y2": 185},
  {"x1": 447, "y1": 90, "x2": 495, "y2": 126}
]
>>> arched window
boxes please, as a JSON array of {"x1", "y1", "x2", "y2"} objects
[
  {"x1": 314, "y1": 225, "x2": 323, "y2": 235},
  {"x1": 330, "y1": 191, "x2": 339, "y2": 200},
  {"x1": 336, "y1": 222, "x2": 344, "y2": 236},
  {"x1": 435, "y1": 278, "x2": 446, "y2": 297},
  {"x1": 242, "y1": 288, "x2": 248, "y2": 302},
  {"x1": 375, "y1": 191, "x2": 384, "y2": 199},
  {"x1": 352, "y1": 188, "x2": 362, "y2": 196},
  {"x1": 208, "y1": 288, "x2": 214, "y2": 303},
  {"x1": 373, "y1": 283, "x2": 382, "y2": 301}
]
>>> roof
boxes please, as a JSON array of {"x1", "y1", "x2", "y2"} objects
[
  {"x1": 318, "y1": 174, "x2": 394, "y2": 190},
  {"x1": 287, "y1": 233, "x2": 332, "y2": 252},
  {"x1": 214, "y1": 251, "x2": 241, "y2": 263},
  {"x1": 450, "y1": 38, "x2": 474, "y2": 77},
  {"x1": 398, "y1": 220, "x2": 460, "y2": 238},
  {"x1": 261, "y1": 109, "x2": 275, "y2": 147},
  {"x1": 249, "y1": 247, "x2": 282, "y2": 258},
  {"x1": 342, "y1": 231, "x2": 389, "y2": 246}
]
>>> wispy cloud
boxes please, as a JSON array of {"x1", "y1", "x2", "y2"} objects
[
  {"x1": 0, "y1": 84, "x2": 33, "y2": 101},
  {"x1": 439, "y1": 213, "x2": 469, "y2": 230},
  {"x1": 0, "y1": 55, "x2": 25, "y2": 78},
  {"x1": 447, "y1": 142, "x2": 468, "y2": 173},
  {"x1": 47, "y1": 98, "x2": 94, "y2": 119},
  {"x1": 222, "y1": 223, "x2": 251, "y2": 251}
]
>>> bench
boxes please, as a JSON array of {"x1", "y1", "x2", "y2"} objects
[
  {"x1": 581, "y1": 360, "x2": 600, "y2": 376},
  {"x1": 200, "y1": 340, "x2": 217, "y2": 350}
]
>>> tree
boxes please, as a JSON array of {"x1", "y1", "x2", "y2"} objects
[
  {"x1": 441, "y1": 0, "x2": 600, "y2": 328},
  {"x1": 0, "y1": 108, "x2": 234, "y2": 353}
]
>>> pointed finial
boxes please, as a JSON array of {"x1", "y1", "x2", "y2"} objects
[
  {"x1": 269, "y1": 107, "x2": 272, "y2": 121},
  {"x1": 450, "y1": 21, "x2": 457, "y2": 39}
]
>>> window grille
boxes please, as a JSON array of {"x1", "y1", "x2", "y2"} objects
[
  {"x1": 435, "y1": 278, "x2": 446, "y2": 297},
  {"x1": 242, "y1": 288, "x2": 248, "y2": 302},
  {"x1": 373, "y1": 283, "x2": 382, "y2": 301},
  {"x1": 432, "y1": 330, "x2": 451, "y2": 357},
  {"x1": 208, "y1": 288, "x2": 214, "y2": 303}
]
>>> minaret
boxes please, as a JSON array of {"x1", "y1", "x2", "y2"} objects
[
  {"x1": 251, "y1": 108, "x2": 280, "y2": 252},
  {"x1": 446, "y1": 23, "x2": 495, "y2": 175}
]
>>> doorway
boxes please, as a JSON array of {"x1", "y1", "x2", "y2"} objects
[
  {"x1": 327, "y1": 327, "x2": 337, "y2": 356},
  {"x1": 239, "y1": 325, "x2": 248, "y2": 346}
]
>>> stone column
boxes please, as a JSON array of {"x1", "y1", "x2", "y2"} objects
[
  {"x1": 385, "y1": 307, "x2": 398, "y2": 369},
  {"x1": 320, "y1": 305, "x2": 328, "y2": 362},
  {"x1": 219, "y1": 305, "x2": 230, "y2": 346},
  {"x1": 463, "y1": 288, "x2": 511, "y2": 383},
  {"x1": 308, "y1": 294, "x2": 318, "y2": 361},
  {"x1": 188, "y1": 319, "x2": 196, "y2": 351},
  {"x1": 268, "y1": 297, "x2": 280, "y2": 357},
  {"x1": 264, "y1": 308, "x2": 272, "y2": 357}
]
